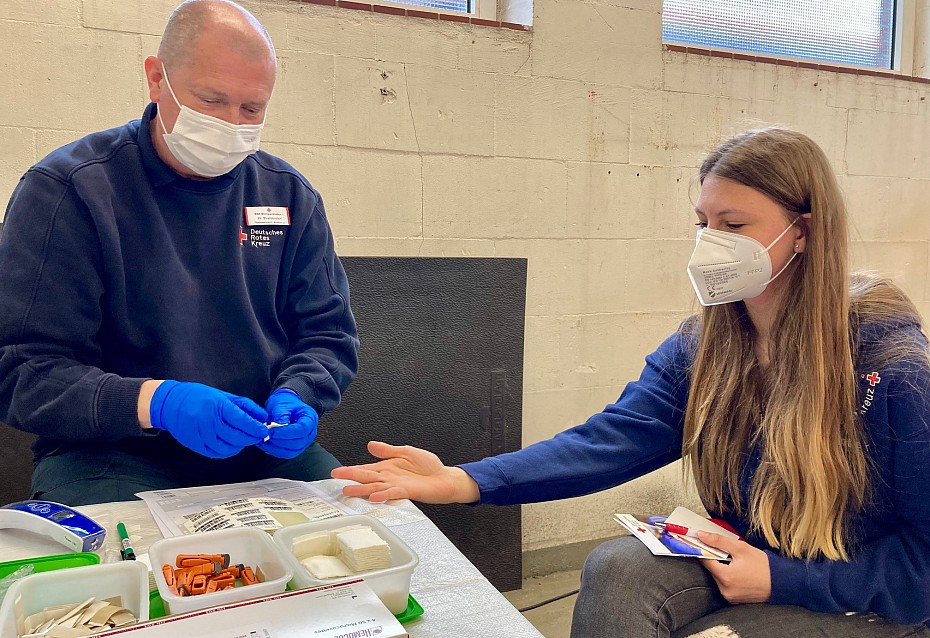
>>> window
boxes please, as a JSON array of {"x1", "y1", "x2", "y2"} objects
[
  {"x1": 402, "y1": 0, "x2": 468, "y2": 11},
  {"x1": 382, "y1": 0, "x2": 498, "y2": 19},
  {"x1": 663, "y1": 0, "x2": 896, "y2": 70}
]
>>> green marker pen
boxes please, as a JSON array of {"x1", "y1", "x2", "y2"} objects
[{"x1": 116, "y1": 521, "x2": 136, "y2": 560}]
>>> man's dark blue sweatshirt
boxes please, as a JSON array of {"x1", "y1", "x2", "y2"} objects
[{"x1": 0, "y1": 103, "x2": 359, "y2": 469}]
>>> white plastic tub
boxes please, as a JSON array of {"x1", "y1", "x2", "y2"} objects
[
  {"x1": 148, "y1": 527, "x2": 292, "y2": 615},
  {"x1": 273, "y1": 514, "x2": 418, "y2": 614},
  {"x1": 0, "y1": 560, "x2": 149, "y2": 637}
]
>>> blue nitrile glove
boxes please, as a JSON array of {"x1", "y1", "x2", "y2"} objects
[
  {"x1": 259, "y1": 388, "x2": 319, "y2": 459},
  {"x1": 149, "y1": 381, "x2": 269, "y2": 459}
]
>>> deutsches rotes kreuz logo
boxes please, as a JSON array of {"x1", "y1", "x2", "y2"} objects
[
  {"x1": 239, "y1": 223, "x2": 285, "y2": 248},
  {"x1": 858, "y1": 371, "x2": 881, "y2": 415}
]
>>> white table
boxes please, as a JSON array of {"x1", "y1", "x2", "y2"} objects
[{"x1": 0, "y1": 480, "x2": 544, "y2": 638}]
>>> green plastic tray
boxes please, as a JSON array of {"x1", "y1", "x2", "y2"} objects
[
  {"x1": 148, "y1": 589, "x2": 167, "y2": 619},
  {"x1": 395, "y1": 594, "x2": 425, "y2": 624},
  {"x1": 149, "y1": 589, "x2": 424, "y2": 623},
  {"x1": 0, "y1": 552, "x2": 100, "y2": 580}
]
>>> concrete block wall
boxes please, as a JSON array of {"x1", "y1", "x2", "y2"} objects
[{"x1": 1, "y1": 0, "x2": 928, "y2": 553}]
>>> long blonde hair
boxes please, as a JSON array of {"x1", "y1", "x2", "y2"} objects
[{"x1": 682, "y1": 128, "x2": 924, "y2": 561}]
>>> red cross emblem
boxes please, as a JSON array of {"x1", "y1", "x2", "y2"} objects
[
  {"x1": 239, "y1": 226, "x2": 248, "y2": 245},
  {"x1": 866, "y1": 372, "x2": 881, "y2": 386}
]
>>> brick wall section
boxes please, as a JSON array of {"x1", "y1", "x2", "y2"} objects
[{"x1": 1, "y1": 0, "x2": 928, "y2": 552}]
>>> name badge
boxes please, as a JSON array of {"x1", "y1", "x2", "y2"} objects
[{"x1": 244, "y1": 206, "x2": 291, "y2": 226}]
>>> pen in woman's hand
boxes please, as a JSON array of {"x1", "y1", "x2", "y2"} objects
[{"x1": 654, "y1": 521, "x2": 691, "y2": 536}]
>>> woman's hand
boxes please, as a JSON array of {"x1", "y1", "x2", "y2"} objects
[
  {"x1": 698, "y1": 532, "x2": 772, "y2": 604},
  {"x1": 330, "y1": 441, "x2": 481, "y2": 504}
]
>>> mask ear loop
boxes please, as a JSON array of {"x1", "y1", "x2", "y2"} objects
[
  {"x1": 761, "y1": 218, "x2": 801, "y2": 285},
  {"x1": 764, "y1": 251, "x2": 798, "y2": 285},
  {"x1": 161, "y1": 66, "x2": 181, "y2": 105},
  {"x1": 155, "y1": 64, "x2": 182, "y2": 134}
]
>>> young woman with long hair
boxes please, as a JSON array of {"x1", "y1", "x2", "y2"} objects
[{"x1": 332, "y1": 128, "x2": 930, "y2": 637}]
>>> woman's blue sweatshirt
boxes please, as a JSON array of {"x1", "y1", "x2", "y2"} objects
[
  {"x1": 462, "y1": 320, "x2": 930, "y2": 626},
  {"x1": 0, "y1": 104, "x2": 359, "y2": 464}
]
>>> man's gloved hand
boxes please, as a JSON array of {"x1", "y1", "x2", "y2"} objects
[
  {"x1": 149, "y1": 381, "x2": 269, "y2": 459},
  {"x1": 259, "y1": 388, "x2": 319, "y2": 459}
]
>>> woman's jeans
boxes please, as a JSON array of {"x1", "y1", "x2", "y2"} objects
[{"x1": 571, "y1": 536, "x2": 930, "y2": 638}]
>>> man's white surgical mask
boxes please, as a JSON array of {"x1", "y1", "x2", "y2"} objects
[
  {"x1": 157, "y1": 67, "x2": 265, "y2": 178},
  {"x1": 686, "y1": 219, "x2": 799, "y2": 306}
]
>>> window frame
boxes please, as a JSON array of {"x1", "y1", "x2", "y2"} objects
[
  {"x1": 374, "y1": 0, "x2": 497, "y2": 20},
  {"x1": 895, "y1": 0, "x2": 915, "y2": 75}
]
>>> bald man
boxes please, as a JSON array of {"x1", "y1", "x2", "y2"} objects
[{"x1": 0, "y1": 0, "x2": 359, "y2": 505}]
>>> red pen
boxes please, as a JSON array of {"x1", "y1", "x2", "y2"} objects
[{"x1": 655, "y1": 521, "x2": 693, "y2": 536}]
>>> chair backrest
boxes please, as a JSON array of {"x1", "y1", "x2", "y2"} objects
[
  {"x1": 0, "y1": 222, "x2": 33, "y2": 502},
  {"x1": 0, "y1": 425, "x2": 35, "y2": 504}
]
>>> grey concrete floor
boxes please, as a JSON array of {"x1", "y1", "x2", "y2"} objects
[{"x1": 503, "y1": 569, "x2": 582, "y2": 638}]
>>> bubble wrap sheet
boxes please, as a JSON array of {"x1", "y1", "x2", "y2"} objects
[{"x1": 0, "y1": 480, "x2": 543, "y2": 637}]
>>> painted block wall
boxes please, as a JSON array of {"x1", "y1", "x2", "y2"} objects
[{"x1": 1, "y1": 0, "x2": 928, "y2": 552}]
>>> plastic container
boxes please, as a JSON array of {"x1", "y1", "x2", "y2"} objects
[
  {"x1": 0, "y1": 560, "x2": 149, "y2": 637},
  {"x1": 273, "y1": 514, "x2": 418, "y2": 614},
  {"x1": 149, "y1": 527, "x2": 292, "y2": 615}
]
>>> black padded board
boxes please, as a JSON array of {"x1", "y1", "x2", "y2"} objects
[{"x1": 322, "y1": 256, "x2": 528, "y2": 592}]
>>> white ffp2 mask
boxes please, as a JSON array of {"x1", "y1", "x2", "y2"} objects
[
  {"x1": 686, "y1": 220, "x2": 799, "y2": 306},
  {"x1": 157, "y1": 68, "x2": 264, "y2": 178}
]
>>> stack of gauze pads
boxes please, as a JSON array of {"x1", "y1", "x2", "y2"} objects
[{"x1": 291, "y1": 524, "x2": 392, "y2": 579}]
